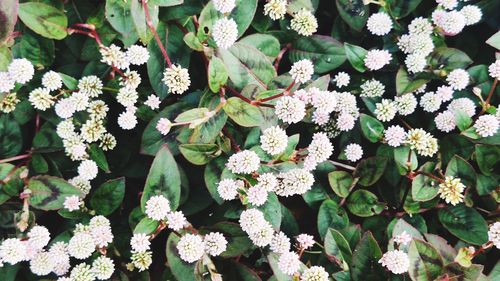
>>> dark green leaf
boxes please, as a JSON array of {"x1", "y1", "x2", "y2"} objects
[
  {"x1": 289, "y1": 35, "x2": 346, "y2": 74},
  {"x1": 208, "y1": 57, "x2": 228, "y2": 93},
  {"x1": 324, "y1": 228, "x2": 352, "y2": 266},
  {"x1": 328, "y1": 170, "x2": 353, "y2": 198},
  {"x1": 179, "y1": 144, "x2": 219, "y2": 165},
  {"x1": 354, "y1": 157, "x2": 388, "y2": 187},
  {"x1": 335, "y1": 0, "x2": 369, "y2": 31},
  {"x1": 438, "y1": 205, "x2": 488, "y2": 245},
  {"x1": 18, "y1": 2, "x2": 68, "y2": 40},
  {"x1": 347, "y1": 189, "x2": 385, "y2": 217},
  {"x1": 408, "y1": 240, "x2": 444, "y2": 281},
  {"x1": 28, "y1": 176, "x2": 84, "y2": 210},
  {"x1": 105, "y1": 0, "x2": 138, "y2": 45},
  {"x1": 445, "y1": 155, "x2": 477, "y2": 190},
  {"x1": 223, "y1": 97, "x2": 265, "y2": 127},
  {"x1": 134, "y1": 217, "x2": 160, "y2": 235},
  {"x1": 90, "y1": 177, "x2": 125, "y2": 216},
  {"x1": 344, "y1": 43, "x2": 367, "y2": 72},
  {"x1": 350, "y1": 232, "x2": 386, "y2": 281},
  {"x1": 429, "y1": 47, "x2": 473, "y2": 71},
  {"x1": 359, "y1": 113, "x2": 384, "y2": 143},
  {"x1": 475, "y1": 144, "x2": 500, "y2": 176},
  {"x1": 0, "y1": 115, "x2": 22, "y2": 158},
  {"x1": 317, "y1": 199, "x2": 349, "y2": 239}
]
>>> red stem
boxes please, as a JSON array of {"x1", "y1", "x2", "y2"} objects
[{"x1": 142, "y1": 0, "x2": 172, "y2": 67}]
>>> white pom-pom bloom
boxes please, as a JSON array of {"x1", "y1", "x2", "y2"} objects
[
  {"x1": 156, "y1": 118, "x2": 172, "y2": 135},
  {"x1": 435, "y1": 85, "x2": 454, "y2": 102},
  {"x1": 436, "y1": 0, "x2": 458, "y2": 10},
  {"x1": 28, "y1": 225, "x2": 51, "y2": 250},
  {"x1": 203, "y1": 232, "x2": 227, "y2": 256},
  {"x1": 276, "y1": 169, "x2": 314, "y2": 196},
  {"x1": 0, "y1": 72, "x2": 15, "y2": 93},
  {"x1": 91, "y1": 226, "x2": 113, "y2": 248},
  {"x1": 247, "y1": 185, "x2": 269, "y2": 206},
  {"x1": 474, "y1": 115, "x2": 499, "y2": 137},
  {"x1": 296, "y1": 234, "x2": 315, "y2": 249},
  {"x1": 367, "y1": 12, "x2": 392, "y2": 36},
  {"x1": 436, "y1": 11, "x2": 466, "y2": 36},
  {"x1": 248, "y1": 222, "x2": 274, "y2": 247},
  {"x1": 420, "y1": 92, "x2": 442, "y2": 112},
  {"x1": 0, "y1": 92, "x2": 19, "y2": 113},
  {"x1": 405, "y1": 53, "x2": 427, "y2": 73},
  {"x1": 227, "y1": 150, "x2": 261, "y2": 174},
  {"x1": 294, "y1": 89, "x2": 313, "y2": 104},
  {"x1": 344, "y1": 143, "x2": 363, "y2": 162},
  {"x1": 408, "y1": 17, "x2": 433, "y2": 36},
  {"x1": 166, "y1": 211, "x2": 188, "y2": 231},
  {"x1": 301, "y1": 266, "x2": 329, "y2": 281},
  {"x1": 385, "y1": 125, "x2": 406, "y2": 147},
  {"x1": 217, "y1": 178, "x2": 243, "y2": 200},
  {"x1": 100, "y1": 44, "x2": 129, "y2": 69},
  {"x1": 0, "y1": 238, "x2": 26, "y2": 264},
  {"x1": 460, "y1": 5, "x2": 482, "y2": 26},
  {"x1": 131, "y1": 251, "x2": 152, "y2": 272},
  {"x1": 55, "y1": 98, "x2": 77, "y2": 119},
  {"x1": 291, "y1": 9, "x2": 318, "y2": 36},
  {"x1": 64, "y1": 195, "x2": 81, "y2": 211},
  {"x1": 117, "y1": 88, "x2": 138, "y2": 107},
  {"x1": 488, "y1": 222, "x2": 500, "y2": 249},
  {"x1": 118, "y1": 110, "x2": 138, "y2": 130},
  {"x1": 177, "y1": 234, "x2": 205, "y2": 263},
  {"x1": 261, "y1": 126, "x2": 288, "y2": 155},
  {"x1": 312, "y1": 111, "x2": 330, "y2": 126},
  {"x1": 49, "y1": 242, "x2": 70, "y2": 276},
  {"x1": 264, "y1": 0, "x2": 288, "y2": 20},
  {"x1": 333, "y1": 72, "x2": 350, "y2": 88},
  {"x1": 258, "y1": 173, "x2": 278, "y2": 192},
  {"x1": 68, "y1": 177, "x2": 92, "y2": 195},
  {"x1": 447, "y1": 69, "x2": 469, "y2": 90},
  {"x1": 68, "y1": 233, "x2": 95, "y2": 260},
  {"x1": 92, "y1": 256, "x2": 115, "y2": 280},
  {"x1": 275, "y1": 96, "x2": 306, "y2": 123},
  {"x1": 78, "y1": 160, "x2": 98, "y2": 181},
  {"x1": 120, "y1": 70, "x2": 141, "y2": 90},
  {"x1": 126, "y1": 45, "x2": 150, "y2": 65},
  {"x1": 213, "y1": 0, "x2": 235, "y2": 13},
  {"x1": 145, "y1": 94, "x2": 161, "y2": 110},
  {"x1": 163, "y1": 64, "x2": 191, "y2": 95},
  {"x1": 278, "y1": 251, "x2": 301, "y2": 276},
  {"x1": 398, "y1": 34, "x2": 435, "y2": 56},
  {"x1": 394, "y1": 231, "x2": 412, "y2": 246},
  {"x1": 361, "y1": 79, "x2": 385, "y2": 97},
  {"x1": 405, "y1": 129, "x2": 438, "y2": 157},
  {"x1": 239, "y1": 209, "x2": 266, "y2": 233},
  {"x1": 395, "y1": 93, "x2": 418, "y2": 116},
  {"x1": 489, "y1": 60, "x2": 500, "y2": 79},
  {"x1": 212, "y1": 17, "x2": 238, "y2": 49},
  {"x1": 379, "y1": 250, "x2": 410, "y2": 274},
  {"x1": 8, "y1": 58, "x2": 34, "y2": 83},
  {"x1": 307, "y1": 132, "x2": 334, "y2": 164},
  {"x1": 29, "y1": 88, "x2": 54, "y2": 111},
  {"x1": 42, "y1": 71, "x2": 63, "y2": 91},
  {"x1": 131, "y1": 233, "x2": 150, "y2": 253},
  {"x1": 375, "y1": 99, "x2": 397, "y2": 122},
  {"x1": 78, "y1": 75, "x2": 103, "y2": 98},
  {"x1": 270, "y1": 232, "x2": 291, "y2": 254},
  {"x1": 312, "y1": 90, "x2": 337, "y2": 114},
  {"x1": 336, "y1": 112, "x2": 356, "y2": 132},
  {"x1": 435, "y1": 111, "x2": 456, "y2": 132},
  {"x1": 70, "y1": 263, "x2": 95, "y2": 281},
  {"x1": 30, "y1": 251, "x2": 55, "y2": 276},
  {"x1": 438, "y1": 176, "x2": 465, "y2": 206},
  {"x1": 145, "y1": 195, "x2": 170, "y2": 221},
  {"x1": 290, "y1": 59, "x2": 314, "y2": 83},
  {"x1": 447, "y1": 97, "x2": 476, "y2": 117},
  {"x1": 365, "y1": 49, "x2": 392, "y2": 71}
]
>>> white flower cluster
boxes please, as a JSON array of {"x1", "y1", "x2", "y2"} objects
[
  {"x1": 379, "y1": 249, "x2": 410, "y2": 274},
  {"x1": 489, "y1": 222, "x2": 500, "y2": 249},
  {"x1": 144, "y1": 195, "x2": 188, "y2": 230},
  {"x1": 398, "y1": 17, "x2": 434, "y2": 73},
  {"x1": 176, "y1": 232, "x2": 228, "y2": 263},
  {"x1": 405, "y1": 128, "x2": 439, "y2": 157},
  {"x1": 438, "y1": 176, "x2": 465, "y2": 205},
  {"x1": 226, "y1": 150, "x2": 261, "y2": 174},
  {"x1": 0, "y1": 59, "x2": 35, "y2": 113},
  {"x1": 290, "y1": 9, "x2": 318, "y2": 36},
  {"x1": 264, "y1": 0, "x2": 288, "y2": 20},
  {"x1": 433, "y1": 4, "x2": 482, "y2": 36},
  {"x1": 304, "y1": 132, "x2": 334, "y2": 170}
]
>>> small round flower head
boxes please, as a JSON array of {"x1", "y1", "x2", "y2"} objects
[
  {"x1": 398, "y1": 34, "x2": 434, "y2": 56},
  {"x1": 0, "y1": 92, "x2": 19, "y2": 113},
  {"x1": 64, "y1": 195, "x2": 81, "y2": 211},
  {"x1": 131, "y1": 251, "x2": 152, "y2": 272},
  {"x1": 474, "y1": 114, "x2": 499, "y2": 137},
  {"x1": 439, "y1": 176, "x2": 465, "y2": 205},
  {"x1": 278, "y1": 251, "x2": 301, "y2": 276},
  {"x1": 78, "y1": 76, "x2": 103, "y2": 98},
  {"x1": 217, "y1": 178, "x2": 243, "y2": 200},
  {"x1": 87, "y1": 100, "x2": 108, "y2": 121},
  {"x1": 275, "y1": 96, "x2": 306, "y2": 124},
  {"x1": 177, "y1": 234, "x2": 205, "y2": 263},
  {"x1": 264, "y1": 0, "x2": 287, "y2": 20},
  {"x1": 405, "y1": 53, "x2": 427, "y2": 73},
  {"x1": 336, "y1": 112, "x2": 356, "y2": 132},
  {"x1": 257, "y1": 173, "x2": 278, "y2": 192},
  {"x1": 312, "y1": 90, "x2": 337, "y2": 114},
  {"x1": 70, "y1": 91, "x2": 90, "y2": 111},
  {"x1": 126, "y1": 45, "x2": 150, "y2": 65},
  {"x1": 91, "y1": 226, "x2": 113, "y2": 248},
  {"x1": 92, "y1": 256, "x2": 114, "y2": 280},
  {"x1": 361, "y1": 79, "x2": 385, "y2": 97},
  {"x1": 277, "y1": 168, "x2": 314, "y2": 196},
  {"x1": 145, "y1": 94, "x2": 161, "y2": 110},
  {"x1": 375, "y1": 99, "x2": 397, "y2": 122},
  {"x1": 118, "y1": 109, "x2": 138, "y2": 130},
  {"x1": 385, "y1": 125, "x2": 406, "y2": 147},
  {"x1": 0, "y1": 72, "x2": 15, "y2": 93},
  {"x1": 396, "y1": 93, "x2": 418, "y2": 116},
  {"x1": 204, "y1": 232, "x2": 227, "y2": 256},
  {"x1": 460, "y1": 5, "x2": 482, "y2": 26},
  {"x1": 145, "y1": 195, "x2": 170, "y2": 221},
  {"x1": 120, "y1": 70, "x2": 141, "y2": 90},
  {"x1": 333, "y1": 91, "x2": 358, "y2": 113},
  {"x1": 100, "y1": 44, "x2": 129, "y2": 69},
  {"x1": 41, "y1": 71, "x2": 63, "y2": 91},
  {"x1": 307, "y1": 132, "x2": 334, "y2": 163},
  {"x1": 367, "y1": 12, "x2": 392, "y2": 36},
  {"x1": 301, "y1": 266, "x2": 329, "y2": 281},
  {"x1": 394, "y1": 231, "x2": 412, "y2": 246},
  {"x1": 409, "y1": 17, "x2": 433, "y2": 36},
  {"x1": 447, "y1": 97, "x2": 476, "y2": 117},
  {"x1": 379, "y1": 250, "x2": 410, "y2": 274},
  {"x1": 447, "y1": 69, "x2": 469, "y2": 90},
  {"x1": 333, "y1": 72, "x2": 350, "y2": 88},
  {"x1": 0, "y1": 238, "x2": 26, "y2": 264},
  {"x1": 247, "y1": 185, "x2": 269, "y2": 206},
  {"x1": 270, "y1": 232, "x2": 291, "y2": 254},
  {"x1": 405, "y1": 129, "x2": 438, "y2": 157},
  {"x1": 30, "y1": 251, "x2": 55, "y2": 276},
  {"x1": 49, "y1": 242, "x2": 70, "y2": 276},
  {"x1": 78, "y1": 160, "x2": 98, "y2": 181},
  {"x1": 69, "y1": 177, "x2": 92, "y2": 195},
  {"x1": 344, "y1": 143, "x2": 363, "y2": 162},
  {"x1": 488, "y1": 222, "x2": 500, "y2": 249},
  {"x1": 489, "y1": 60, "x2": 500, "y2": 79},
  {"x1": 156, "y1": 117, "x2": 172, "y2": 135},
  {"x1": 294, "y1": 89, "x2": 313, "y2": 104},
  {"x1": 213, "y1": 0, "x2": 235, "y2": 13},
  {"x1": 90, "y1": 216, "x2": 111, "y2": 229},
  {"x1": 28, "y1": 225, "x2": 51, "y2": 250},
  {"x1": 435, "y1": 111, "x2": 456, "y2": 132},
  {"x1": 8, "y1": 58, "x2": 34, "y2": 83},
  {"x1": 239, "y1": 209, "x2": 266, "y2": 233},
  {"x1": 99, "y1": 133, "x2": 116, "y2": 151},
  {"x1": 163, "y1": 64, "x2": 191, "y2": 94},
  {"x1": 248, "y1": 222, "x2": 274, "y2": 247},
  {"x1": 312, "y1": 111, "x2": 330, "y2": 126},
  {"x1": 420, "y1": 92, "x2": 442, "y2": 112},
  {"x1": 260, "y1": 126, "x2": 288, "y2": 155},
  {"x1": 131, "y1": 233, "x2": 150, "y2": 253},
  {"x1": 166, "y1": 211, "x2": 188, "y2": 231},
  {"x1": 54, "y1": 98, "x2": 76, "y2": 119},
  {"x1": 70, "y1": 263, "x2": 95, "y2": 281},
  {"x1": 291, "y1": 9, "x2": 318, "y2": 36},
  {"x1": 68, "y1": 233, "x2": 95, "y2": 259},
  {"x1": 290, "y1": 59, "x2": 314, "y2": 84},
  {"x1": 226, "y1": 150, "x2": 261, "y2": 174},
  {"x1": 436, "y1": 0, "x2": 458, "y2": 10},
  {"x1": 365, "y1": 49, "x2": 392, "y2": 71},
  {"x1": 117, "y1": 87, "x2": 139, "y2": 107},
  {"x1": 435, "y1": 85, "x2": 454, "y2": 102},
  {"x1": 29, "y1": 88, "x2": 54, "y2": 110},
  {"x1": 81, "y1": 119, "x2": 106, "y2": 143},
  {"x1": 296, "y1": 234, "x2": 315, "y2": 249},
  {"x1": 437, "y1": 11, "x2": 466, "y2": 36},
  {"x1": 64, "y1": 136, "x2": 88, "y2": 161},
  {"x1": 212, "y1": 17, "x2": 238, "y2": 49}
]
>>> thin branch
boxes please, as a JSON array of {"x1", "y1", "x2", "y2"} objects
[{"x1": 141, "y1": 0, "x2": 172, "y2": 66}]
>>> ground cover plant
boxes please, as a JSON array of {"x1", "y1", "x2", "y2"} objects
[{"x1": 0, "y1": 0, "x2": 499, "y2": 280}]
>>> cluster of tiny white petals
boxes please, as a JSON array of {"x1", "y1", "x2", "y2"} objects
[
  {"x1": 270, "y1": 232, "x2": 291, "y2": 254},
  {"x1": 420, "y1": 92, "x2": 442, "y2": 112},
  {"x1": 156, "y1": 117, "x2": 172, "y2": 135},
  {"x1": 30, "y1": 251, "x2": 55, "y2": 276},
  {"x1": 79, "y1": 76, "x2": 103, "y2": 98},
  {"x1": 276, "y1": 169, "x2": 314, "y2": 196},
  {"x1": 488, "y1": 222, "x2": 500, "y2": 249},
  {"x1": 405, "y1": 128, "x2": 438, "y2": 157},
  {"x1": 436, "y1": 0, "x2": 458, "y2": 10},
  {"x1": 117, "y1": 87, "x2": 139, "y2": 107},
  {"x1": 435, "y1": 85, "x2": 454, "y2": 102},
  {"x1": 42, "y1": 71, "x2": 63, "y2": 91},
  {"x1": 69, "y1": 177, "x2": 92, "y2": 194},
  {"x1": 447, "y1": 97, "x2": 476, "y2": 117},
  {"x1": 55, "y1": 98, "x2": 77, "y2": 119},
  {"x1": 290, "y1": 59, "x2": 314, "y2": 83},
  {"x1": 145, "y1": 94, "x2": 161, "y2": 110},
  {"x1": 396, "y1": 93, "x2": 418, "y2": 116},
  {"x1": 217, "y1": 178, "x2": 243, "y2": 200},
  {"x1": 278, "y1": 251, "x2": 301, "y2": 276},
  {"x1": 226, "y1": 150, "x2": 261, "y2": 174},
  {"x1": 312, "y1": 90, "x2": 337, "y2": 114},
  {"x1": 435, "y1": 111, "x2": 456, "y2": 132},
  {"x1": 163, "y1": 64, "x2": 191, "y2": 94},
  {"x1": 261, "y1": 126, "x2": 289, "y2": 155},
  {"x1": 118, "y1": 109, "x2": 138, "y2": 130},
  {"x1": 68, "y1": 232, "x2": 95, "y2": 260},
  {"x1": 167, "y1": 211, "x2": 188, "y2": 231},
  {"x1": 333, "y1": 72, "x2": 350, "y2": 88},
  {"x1": 275, "y1": 96, "x2": 306, "y2": 123},
  {"x1": 364, "y1": 49, "x2": 392, "y2": 71},
  {"x1": 0, "y1": 72, "x2": 15, "y2": 93},
  {"x1": 336, "y1": 112, "x2": 356, "y2": 132},
  {"x1": 290, "y1": 9, "x2": 318, "y2": 36},
  {"x1": 131, "y1": 251, "x2": 152, "y2": 272},
  {"x1": 367, "y1": 12, "x2": 393, "y2": 36},
  {"x1": 375, "y1": 99, "x2": 397, "y2": 122},
  {"x1": 405, "y1": 53, "x2": 427, "y2": 73},
  {"x1": 296, "y1": 234, "x2": 315, "y2": 249},
  {"x1": 394, "y1": 231, "x2": 412, "y2": 246},
  {"x1": 239, "y1": 209, "x2": 267, "y2": 234},
  {"x1": 176, "y1": 234, "x2": 205, "y2": 263},
  {"x1": 212, "y1": 17, "x2": 238, "y2": 49},
  {"x1": 446, "y1": 69, "x2": 469, "y2": 90},
  {"x1": 360, "y1": 79, "x2": 385, "y2": 97},
  {"x1": 28, "y1": 225, "x2": 51, "y2": 250},
  {"x1": 438, "y1": 176, "x2": 465, "y2": 205},
  {"x1": 70, "y1": 263, "x2": 95, "y2": 281},
  {"x1": 213, "y1": 0, "x2": 235, "y2": 13},
  {"x1": 126, "y1": 45, "x2": 150, "y2": 65},
  {"x1": 460, "y1": 5, "x2": 482, "y2": 26},
  {"x1": 92, "y1": 256, "x2": 114, "y2": 280},
  {"x1": 100, "y1": 44, "x2": 129, "y2": 69},
  {"x1": 64, "y1": 195, "x2": 81, "y2": 211},
  {"x1": 434, "y1": 10, "x2": 466, "y2": 35},
  {"x1": 0, "y1": 238, "x2": 26, "y2": 264},
  {"x1": 489, "y1": 60, "x2": 500, "y2": 79},
  {"x1": 29, "y1": 88, "x2": 54, "y2": 110},
  {"x1": 474, "y1": 114, "x2": 499, "y2": 137},
  {"x1": 301, "y1": 266, "x2": 329, "y2": 281},
  {"x1": 379, "y1": 250, "x2": 410, "y2": 274},
  {"x1": 8, "y1": 58, "x2": 35, "y2": 83},
  {"x1": 247, "y1": 185, "x2": 269, "y2": 206},
  {"x1": 306, "y1": 132, "x2": 334, "y2": 166},
  {"x1": 78, "y1": 160, "x2": 98, "y2": 180},
  {"x1": 312, "y1": 111, "x2": 330, "y2": 125},
  {"x1": 145, "y1": 195, "x2": 170, "y2": 221},
  {"x1": 344, "y1": 143, "x2": 363, "y2": 162},
  {"x1": 131, "y1": 233, "x2": 151, "y2": 253},
  {"x1": 264, "y1": 0, "x2": 288, "y2": 20},
  {"x1": 258, "y1": 173, "x2": 278, "y2": 192},
  {"x1": 203, "y1": 232, "x2": 227, "y2": 256},
  {"x1": 409, "y1": 17, "x2": 434, "y2": 35}
]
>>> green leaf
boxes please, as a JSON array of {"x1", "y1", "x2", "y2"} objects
[
  {"x1": 359, "y1": 113, "x2": 384, "y2": 143},
  {"x1": 408, "y1": 240, "x2": 444, "y2": 281},
  {"x1": 239, "y1": 34, "x2": 280, "y2": 60},
  {"x1": 289, "y1": 35, "x2": 346, "y2": 74},
  {"x1": 335, "y1": 0, "x2": 369, "y2": 31},
  {"x1": 183, "y1": 32, "x2": 204, "y2": 51},
  {"x1": 317, "y1": 199, "x2": 349, "y2": 239},
  {"x1": 175, "y1": 108, "x2": 210, "y2": 123},
  {"x1": 438, "y1": 205, "x2": 489, "y2": 245},
  {"x1": 454, "y1": 110, "x2": 472, "y2": 132},
  {"x1": 31, "y1": 154, "x2": 48, "y2": 174},
  {"x1": 423, "y1": 233, "x2": 457, "y2": 263},
  {"x1": 325, "y1": 228, "x2": 352, "y2": 266},
  {"x1": 0, "y1": 115, "x2": 22, "y2": 158},
  {"x1": 208, "y1": 222, "x2": 254, "y2": 258},
  {"x1": 353, "y1": 157, "x2": 388, "y2": 187},
  {"x1": 0, "y1": 0, "x2": 18, "y2": 43},
  {"x1": 396, "y1": 67, "x2": 430, "y2": 95},
  {"x1": 350, "y1": 232, "x2": 386, "y2": 281},
  {"x1": 130, "y1": 0, "x2": 159, "y2": 44},
  {"x1": 347, "y1": 189, "x2": 385, "y2": 217},
  {"x1": 28, "y1": 176, "x2": 84, "y2": 211},
  {"x1": 344, "y1": 43, "x2": 367, "y2": 72},
  {"x1": 0, "y1": 46, "x2": 12, "y2": 71},
  {"x1": 199, "y1": 0, "x2": 257, "y2": 39},
  {"x1": 486, "y1": 30, "x2": 500, "y2": 50},
  {"x1": 429, "y1": 47, "x2": 473, "y2": 71},
  {"x1": 105, "y1": 0, "x2": 138, "y2": 45},
  {"x1": 204, "y1": 156, "x2": 227, "y2": 205},
  {"x1": 267, "y1": 252, "x2": 307, "y2": 281},
  {"x1": 89, "y1": 144, "x2": 110, "y2": 173},
  {"x1": 0, "y1": 264, "x2": 20, "y2": 281},
  {"x1": 255, "y1": 193, "x2": 282, "y2": 230},
  {"x1": 166, "y1": 232, "x2": 197, "y2": 280},
  {"x1": 445, "y1": 155, "x2": 477, "y2": 190},
  {"x1": 475, "y1": 144, "x2": 500, "y2": 176},
  {"x1": 141, "y1": 145, "x2": 182, "y2": 211},
  {"x1": 149, "y1": 0, "x2": 184, "y2": 6},
  {"x1": 18, "y1": 2, "x2": 67, "y2": 40},
  {"x1": 387, "y1": 0, "x2": 423, "y2": 19},
  {"x1": 90, "y1": 177, "x2": 125, "y2": 216},
  {"x1": 328, "y1": 170, "x2": 353, "y2": 198},
  {"x1": 223, "y1": 97, "x2": 265, "y2": 127},
  {"x1": 179, "y1": 144, "x2": 219, "y2": 165},
  {"x1": 15, "y1": 31, "x2": 54, "y2": 67},
  {"x1": 134, "y1": 217, "x2": 160, "y2": 235},
  {"x1": 412, "y1": 162, "x2": 439, "y2": 202},
  {"x1": 394, "y1": 146, "x2": 418, "y2": 175},
  {"x1": 208, "y1": 57, "x2": 228, "y2": 93}
]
